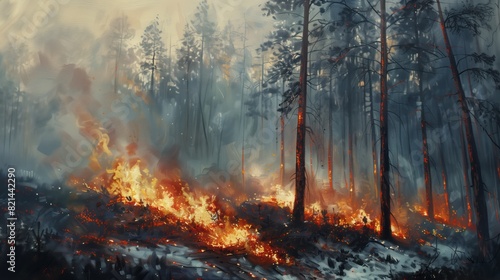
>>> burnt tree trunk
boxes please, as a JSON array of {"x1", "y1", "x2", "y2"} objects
[
  {"x1": 436, "y1": 0, "x2": 490, "y2": 257},
  {"x1": 292, "y1": 0, "x2": 310, "y2": 224},
  {"x1": 185, "y1": 46, "x2": 191, "y2": 144},
  {"x1": 437, "y1": 109, "x2": 451, "y2": 221},
  {"x1": 414, "y1": 10, "x2": 434, "y2": 220},
  {"x1": 460, "y1": 120, "x2": 474, "y2": 227},
  {"x1": 328, "y1": 72, "x2": 334, "y2": 192},
  {"x1": 420, "y1": 102, "x2": 433, "y2": 219},
  {"x1": 368, "y1": 65, "x2": 378, "y2": 199},
  {"x1": 240, "y1": 26, "x2": 247, "y2": 191},
  {"x1": 379, "y1": 0, "x2": 392, "y2": 240},
  {"x1": 348, "y1": 89, "x2": 355, "y2": 207},
  {"x1": 281, "y1": 78, "x2": 286, "y2": 187}
]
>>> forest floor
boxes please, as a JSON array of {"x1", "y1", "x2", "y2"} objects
[{"x1": 1, "y1": 175, "x2": 499, "y2": 280}]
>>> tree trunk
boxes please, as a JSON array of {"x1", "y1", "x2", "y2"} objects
[
  {"x1": 217, "y1": 124, "x2": 223, "y2": 168},
  {"x1": 309, "y1": 132, "x2": 314, "y2": 191},
  {"x1": 348, "y1": 86, "x2": 355, "y2": 207},
  {"x1": 114, "y1": 53, "x2": 119, "y2": 94},
  {"x1": 414, "y1": 10, "x2": 434, "y2": 220},
  {"x1": 240, "y1": 24, "x2": 247, "y2": 191},
  {"x1": 379, "y1": 0, "x2": 392, "y2": 240},
  {"x1": 368, "y1": 65, "x2": 378, "y2": 199},
  {"x1": 328, "y1": 72, "x2": 334, "y2": 192},
  {"x1": 421, "y1": 104, "x2": 434, "y2": 219},
  {"x1": 114, "y1": 35, "x2": 123, "y2": 95},
  {"x1": 150, "y1": 51, "x2": 155, "y2": 97},
  {"x1": 440, "y1": 144, "x2": 451, "y2": 221},
  {"x1": 260, "y1": 55, "x2": 265, "y2": 134},
  {"x1": 281, "y1": 79, "x2": 286, "y2": 187},
  {"x1": 496, "y1": 153, "x2": 500, "y2": 220},
  {"x1": 292, "y1": 0, "x2": 310, "y2": 224},
  {"x1": 460, "y1": 120, "x2": 474, "y2": 227},
  {"x1": 185, "y1": 47, "x2": 191, "y2": 145},
  {"x1": 436, "y1": 0, "x2": 490, "y2": 257},
  {"x1": 281, "y1": 113, "x2": 285, "y2": 186},
  {"x1": 198, "y1": 33, "x2": 209, "y2": 156},
  {"x1": 3, "y1": 89, "x2": 8, "y2": 157},
  {"x1": 437, "y1": 109, "x2": 451, "y2": 221}
]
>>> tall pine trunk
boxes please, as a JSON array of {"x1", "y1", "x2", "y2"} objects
[
  {"x1": 328, "y1": 72, "x2": 334, "y2": 192},
  {"x1": 436, "y1": 0, "x2": 490, "y2": 257},
  {"x1": 460, "y1": 120, "x2": 474, "y2": 227},
  {"x1": 280, "y1": 78, "x2": 286, "y2": 187},
  {"x1": 114, "y1": 35, "x2": 123, "y2": 95},
  {"x1": 240, "y1": 38, "x2": 246, "y2": 191},
  {"x1": 414, "y1": 10, "x2": 434, "y2": 220},
  {"x1": 437, "y1": 109, "x2": 451, "y2": 221},
  {"x1": 368, "y1": 65, "x2": 378, "y2": 199},
  {"x1": 185, "y1": 47, "x2": 192, "y2": 146},
  {"x1": 379, "y1": 0, "x2": 392, "y2": 240},
  {"x1": 348, "y1": 85, "x2": 355, "y2": 207},
  {"x1": 197, "y1": 34, "x2": 209, "y2": 156},
  {"x1": 150, "y1": 51, "x2": 155, "y2": 97},
  {"x1": 292, "y1": 0, "x2": 310, "y2": 224}
]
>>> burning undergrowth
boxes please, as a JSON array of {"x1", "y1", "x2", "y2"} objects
[
  {"x1": 68, "y1": 156, "x2": 412, "y2": 263},
  {"x1": 67, "y1": 158, "x2": 291, "y2": 265},
  {"x1": 2, "y1": 168, "x2": 500, "y2": 279}
]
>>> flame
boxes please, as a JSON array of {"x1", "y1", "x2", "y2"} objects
[
  {"x1": 260, "y1": 184, "x2": 294, "y2": 208},
  {"x1": 71, "y1": 146, "x2": 472, "y2": 259},
  {"x1": 84, "y1": 159, "x2": 285, "y2": 264},
  {"x1": 260, "y1": 184, "x2": 411, "y2": 239}
]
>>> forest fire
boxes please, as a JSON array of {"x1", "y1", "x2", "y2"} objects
[
  {"x1": 260, "y1": 184, "x2": 410, "y2": 239},
  {"x1": 66, "y1": 154, "x2": 420, "y2": 265},
  {"x1": 2, "y1": 0, "x2": 500, "y2": 278},
  {"x1": 73, "y1": 159, "x2": 286, "y2": 265}
]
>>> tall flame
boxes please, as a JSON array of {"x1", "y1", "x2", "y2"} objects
[{"x1": 85, "y1": 159, "x2": 283, "y2": 264}]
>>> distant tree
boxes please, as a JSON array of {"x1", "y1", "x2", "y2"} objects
[
  {"x1": 191, "y1": 0, "x2": 218, "y2": 155},
  {"x1": 105, "y1": 15, "x2": 134, "y2": 94},
  {"x1": 140, "y1": 16, "x2": 165, "y2": 101},
  {"x1": 158, "y1": 38, "x2": 178, "y2": 104},
  {"x1": 176, "y1": 25, "x2": 200, "y2": 143},
  {"x1": 0, "y1": 55, "x2": 16, "y2": 158}
]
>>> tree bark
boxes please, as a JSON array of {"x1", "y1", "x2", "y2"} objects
[
  {"x1": 150, "y1": 51, "x2": 155, "y2": 97},
  {"x1": 437, "y1": 109, "x2": 451, "y2": 221},
  {"x1": 368, "y1": 65, "x2": 378, "y2": 199},
  {"x1": 460, "y1": 120, "x2": 474, "y2": 227},
  {"x1": 348, "y1": 84, "x2": 355, "y2": 207},
  {"x1": 281, "y1": 78, "x2": 286, "y2": 187},
  {"x1": 436, "y1": 0, "x2": 490, "y2": 257},
  {"x1": 198, "y1": 32, "x2": 209, "y2": 156},
  {"x1": 185, "y1": 46, "x2": 191, "y2": 145},
  {"x1": 292, "y1": 0, "x2": 310, "y2": 224},
  {"x1": 240, "y1": 23, "x2": 247, "y2": 191},
  {"x1": 379, "y1": 0, "x2": 392, "y2": 240},
  {"x1": 328, "y1": 72, "x2": 334, "y2": 192},
  {"x1": 414, "y1": 9, "x2": 434, "y2": 220}
]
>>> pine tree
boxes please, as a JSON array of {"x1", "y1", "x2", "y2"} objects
[{"x1": 140, "y1": 16, "x2": 165, "y2": 102}]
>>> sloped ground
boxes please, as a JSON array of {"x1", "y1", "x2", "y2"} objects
[{"x1": 1, "y1": 175, "x2": 499, "y2": 279}]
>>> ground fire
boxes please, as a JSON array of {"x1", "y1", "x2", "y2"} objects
[{"x1": 2, "y1": 0, "x2": 500, "y2": 279}]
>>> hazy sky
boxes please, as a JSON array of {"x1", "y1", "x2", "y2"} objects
[{"x1": 1, "y1": 0, "x2": 269, "y2": 52}]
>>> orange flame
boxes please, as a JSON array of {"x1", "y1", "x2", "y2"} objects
[{"x1": 84, "y1": 159, "x2": 285, "y2": 264}]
